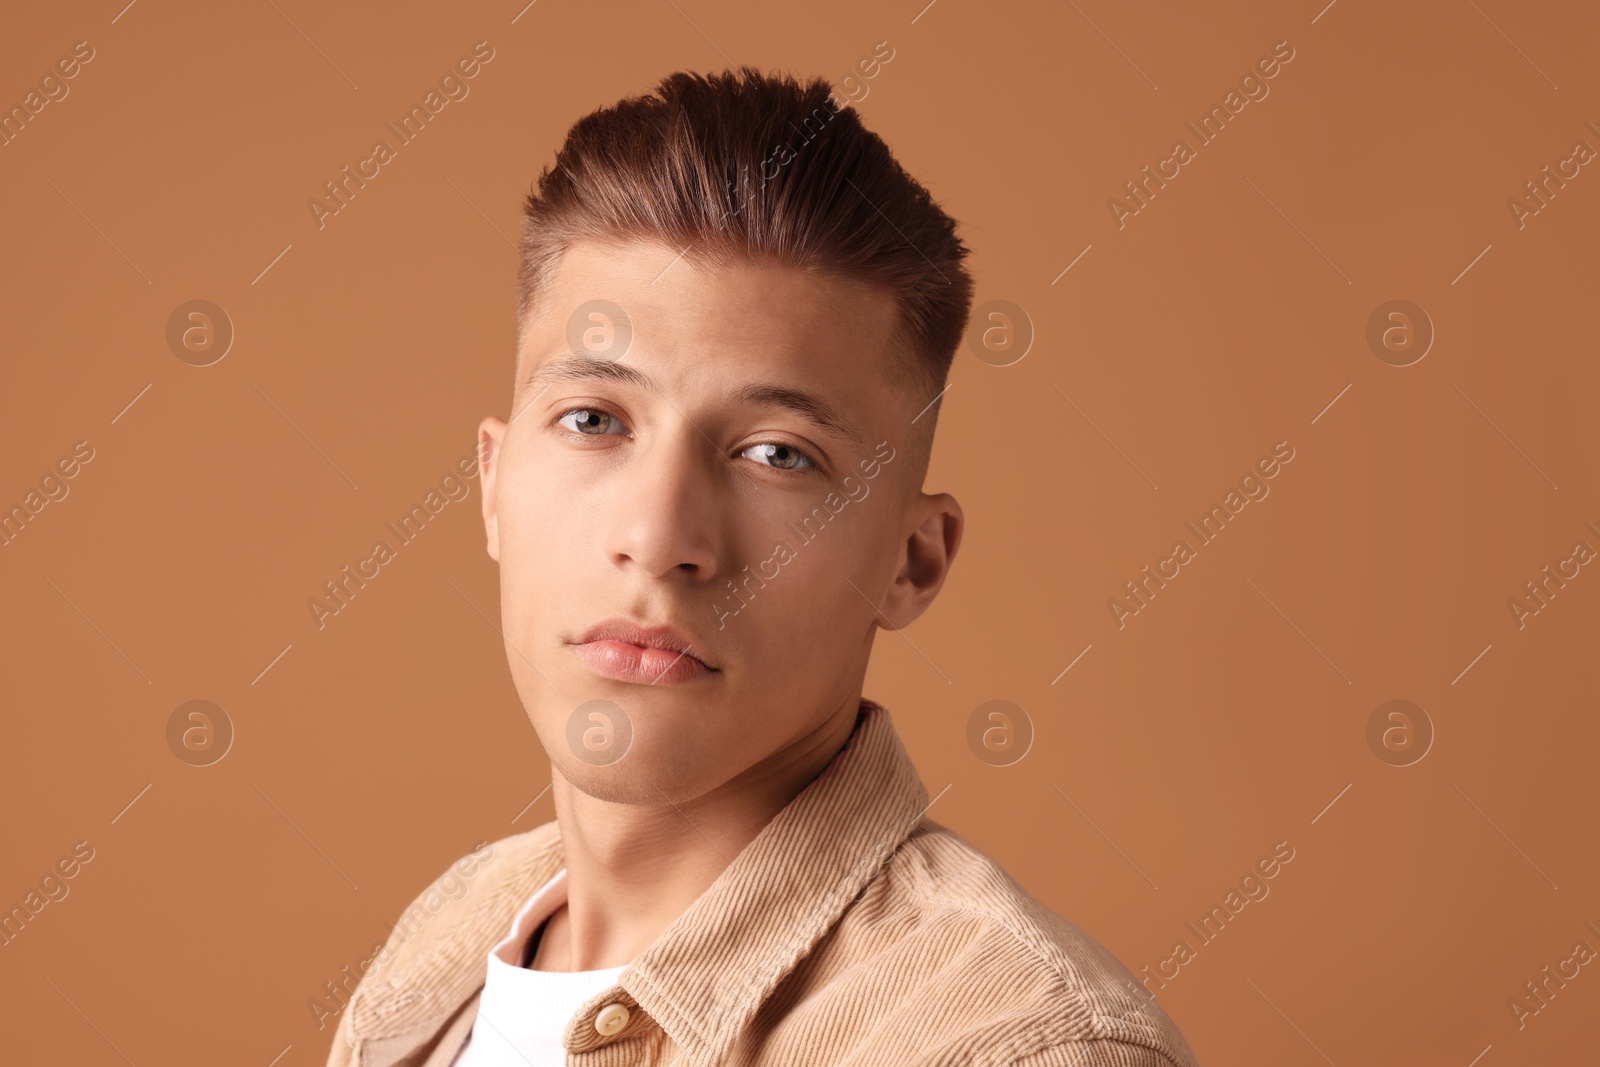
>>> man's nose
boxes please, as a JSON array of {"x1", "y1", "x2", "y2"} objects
[{"x1": 602, "y1": 428, "x2": 723, "y2": 580}]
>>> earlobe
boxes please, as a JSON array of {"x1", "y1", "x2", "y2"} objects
[{"x1": 478, "y1": 417, "x2": 506, "y2": 563}]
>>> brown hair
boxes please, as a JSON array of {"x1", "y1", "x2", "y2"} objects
[{"x1": 516, "y1": 66, "x2": 973, "y2": 466}]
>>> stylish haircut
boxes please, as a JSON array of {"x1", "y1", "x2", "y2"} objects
[{"x1": 515, "y1": 66, "x2": 973, "y2": 475}]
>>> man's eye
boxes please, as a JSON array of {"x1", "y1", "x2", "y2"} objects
[
  {"x1": 556, "y1": 408, "x2": 627, "y2": 436},
  {"x1": 741, "y1": 442, "x2": 816, "y2": 472}
]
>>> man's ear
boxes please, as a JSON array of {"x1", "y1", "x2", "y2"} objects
[
  {"x1": 478, "y1": 416, "x2": 507, "y2": 563},
  {"x1": 877, "y1": 492, "x2": 963, "y2": 630}
]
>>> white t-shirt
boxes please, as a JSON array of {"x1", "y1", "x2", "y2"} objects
[{"x1": 449, "y1": 867, "x2": 629, "y2": 1067}]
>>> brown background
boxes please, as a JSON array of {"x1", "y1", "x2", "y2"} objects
[{"x1": 2, "y1": 0, "x2": 1597, "y2": 1063}]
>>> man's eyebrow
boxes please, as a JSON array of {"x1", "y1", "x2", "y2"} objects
[
  {"x1": 524, "y1": 357, "x2": 866, "y2": 446},
  {"x1": 525, "y1": 356, "x2": 653, "y2": 394},
  {"x1": 729, "y1": 382, "x2": 865, "y2": 447}
]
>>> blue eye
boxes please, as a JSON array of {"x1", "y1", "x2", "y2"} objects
[
  {"x1": 556, "y1": 408, "x2": 628, "y2": 436},
  {"x1": 741, "y1": 442, "x2": 816, "y2": 472},
  {"x1": 554, "y1": 408, "x2": 816, "y2": 473}
]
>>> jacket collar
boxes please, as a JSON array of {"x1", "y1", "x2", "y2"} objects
[{"x1": 348, "y1": 697, "x2": 930, "y2": 1067}]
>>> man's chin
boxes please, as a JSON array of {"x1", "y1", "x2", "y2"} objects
[{"x1": 547, "y1": 742, "x2": 722, "y2": 808}]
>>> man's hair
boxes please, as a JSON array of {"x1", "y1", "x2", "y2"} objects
[{"x1": 516, "y1": 66, "x2": 973, "y2": 477}]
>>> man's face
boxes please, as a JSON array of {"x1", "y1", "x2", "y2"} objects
[{"x1": 478, "y1": 238, "x2": 952, "y2": 805}]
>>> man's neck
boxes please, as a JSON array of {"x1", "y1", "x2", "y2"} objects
[{"x1": 529, "y1": 693, "x2": 863, "y2": 973}]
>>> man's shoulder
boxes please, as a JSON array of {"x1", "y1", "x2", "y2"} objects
[
  {"x1": 380, "y1": 819, "x2": 561, "y2": 949},
  {"x1": 341, "y1": 822, "x2": 562, "y2": 1033},
  {"x1": 858, "y1": 817, "x2": 1200, "y2": 1067},
  {"x1": 389, "y1": 819, "x2": 561, "y2": 927}
]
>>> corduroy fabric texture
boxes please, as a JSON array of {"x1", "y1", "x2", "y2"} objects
[{"x1": 322, "y1": 699, "x2": 1200, "y2": 1067}]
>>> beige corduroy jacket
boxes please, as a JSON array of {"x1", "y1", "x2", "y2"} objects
[{"x1": 322, "y1": 698, "x2": 1200, "y2": 1067}]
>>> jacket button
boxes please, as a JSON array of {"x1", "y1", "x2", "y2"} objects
[{"x1": 594, "y1": 1003, "x2": 630, "y2": 1036}]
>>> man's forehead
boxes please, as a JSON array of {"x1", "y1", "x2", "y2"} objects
[
  {"x1": 517, "y1": 239, "x2": 905, "y2": 419},
  {"x1": 524, "y1": 239, "x2": 902, "y2": 361},
  {"x1": 531, "y1": 238, "x2": 899, "y2": 346}
]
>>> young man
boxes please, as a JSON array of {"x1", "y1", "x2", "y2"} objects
[{"x1": 323, "y1": 68, "x2": 1198, "y2": 1067}]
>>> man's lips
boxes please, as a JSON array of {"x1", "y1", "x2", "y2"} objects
[
  {"x1": 568, "y1": 616, "x2": 719, "y2": 685},
  {"x1": 569, "y1": 640, "x2": 715, "y2": 685}
]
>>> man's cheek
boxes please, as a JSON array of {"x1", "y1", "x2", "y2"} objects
[
  {"x1": 501, "y1": 458, "x2": 569, "y2": 549},
  {"x1": 502, "y1": 501, "x2": 571, "y2": 573}
]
